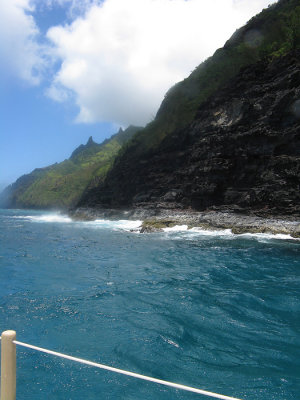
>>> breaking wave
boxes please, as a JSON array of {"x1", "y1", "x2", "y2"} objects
[
  {"x1": 162, "y1": 225, "x2": 297, "y2": 241},
  {"x1": 87, "y1": 219, "x2": 142, "y2": 231},
  {"x1": 10, "y1": 212, "x2": 298, "y2": 240},
  {"x1": 13, "y1": 213, "x2": 72, "y2": 223},
  {"x1": 12, "y1": 212, "x2": 142, "y2": 232}
]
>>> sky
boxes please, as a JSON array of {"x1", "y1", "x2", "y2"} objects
[{"x1": 0, "y1": 0, "x2": 277, "y2": 188}]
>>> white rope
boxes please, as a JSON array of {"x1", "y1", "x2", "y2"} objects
[{"x1": 13, "y1": 340, "x2": 243, "y2": 400}]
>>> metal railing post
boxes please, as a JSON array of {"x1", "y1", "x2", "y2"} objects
[{"x1": 1, "y1": 331, "x2": 16, "y2": 400}]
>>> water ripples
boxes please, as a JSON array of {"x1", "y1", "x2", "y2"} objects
[{"x1": 0, "y1": 210, "x2": 299, "y2": 399}]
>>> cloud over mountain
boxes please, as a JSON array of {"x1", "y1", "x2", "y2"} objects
[
  {"x1": 0, "y1": 0, "x2": 276, "y2": 126},
  {"x1": 47, "y1": 0, "x2": 276, "y2": 127}
]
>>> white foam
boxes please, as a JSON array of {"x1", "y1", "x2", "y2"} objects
[
  {"x1": 238, "y1": 232, "x2": 297, "y2": 241},
  {"x1": 10, "y1": 213, "x2": 298, "y2": 240},
  {"x1": 163, "y1": 225, "x2": 188, "y2": 232},
  {"x1": 12, "y1": 214, "x2": 142, "y2": 231},
  {"x1": 87, "y1": 219, "x2": 142, "y2": 232},
  {"x1": 32, "y1": 214, "x2": 72, "y2": 223},
  {"x1": 161, "y1": 225, "x2": 297, "y2": 241},
  {"x1": 163, "y1": 225, "x2": 233, "y2": 237},
  {"x1": 13, "y1": 213, "x2": 72, "y2": 223},
  {"x1": 189, "y1": 227, "x2": 233, "y2": 236}
]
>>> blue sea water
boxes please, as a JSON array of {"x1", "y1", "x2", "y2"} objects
[{"x1": 0, "y1": 209, "x2": 299, "y2": 400}]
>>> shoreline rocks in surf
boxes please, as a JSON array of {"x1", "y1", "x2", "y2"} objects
[{"x1": 69, "y1": 207, "x2": 300, "y2": 238}]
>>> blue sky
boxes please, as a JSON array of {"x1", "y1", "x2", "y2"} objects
[{"x1": 0, "y1": 0, "x2": 276, "y2": 189}]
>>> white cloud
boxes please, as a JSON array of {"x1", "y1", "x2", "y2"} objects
[
  {"x1": 233, "y1": 0, "x2": 276, "y2": 12},
  {"x1": 0, "y1": 0, "x2": 45, "y2": 84},
  {"x1": 47, "y1": 0, "x2": 277, "y2": 127}
]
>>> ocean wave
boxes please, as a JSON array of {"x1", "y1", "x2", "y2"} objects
[
  {"x1": 163, "y1": 226, "x2": 233, "y2": 237},
  {"x1": 190, "y1": 227, "x2": 233, "y2": 236},
  {"x1": 162, "y1": 225, "x2": 297, "y2": 241},
  {"x1": 12, "y1": 213, "x2": 142, "y2": 232},
  {"x1": 10, "y1": 213, "x2": 298, "y2": 240},
  {"x1": 237, "y1": 232, "x2": 297, "y2": 241},
  {"x1": 163, "y1": 224, "x2": 189, "y2": 232},
  {"x1": 13, "y1": 213, "x2": 72, "y2": 223},
  {"x1": 87, "y1": 219, "x2": 142, "y2": 232}
]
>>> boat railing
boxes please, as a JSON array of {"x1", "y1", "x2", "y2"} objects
[{"x1": 0, "y1": 330, "x2": 243, "y2": 400}]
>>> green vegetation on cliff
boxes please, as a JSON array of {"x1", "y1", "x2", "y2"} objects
[
  {"x1": 77, "y1": 0, "x2": 300, "y2": 213},
  {"x1": 117, "y1": 0, "x2": 300, "y2": 156},
  {"x1": 3, "y1": 0, "x2": 299, "y2": 213},
  {"x1": 1, "y1": 126, "x2": 141, "y2": 209}
]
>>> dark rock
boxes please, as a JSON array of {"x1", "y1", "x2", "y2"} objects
[
  {"x1": 68, "y1": 207, "x2": 300, "y2": 237},
  {"x1": 78, "y1": 51, "x2": 300, "y2": 217}
]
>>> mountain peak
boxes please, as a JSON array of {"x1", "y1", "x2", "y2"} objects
[
  {"x1": 86, "y1": 136, "x2": 95, "y2": 146},
  {"x1": 70, "y1": 136, "x2": 98, "y2": 160}
]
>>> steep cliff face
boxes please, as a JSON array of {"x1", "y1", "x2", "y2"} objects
[
  {"x1": 77, "y1": 0, "x2": 300, "y2": 216},
  {"x1": 3, "y1": 0, "x2": 299, "y2": 214},
  {"x1": 101, "y1": 0, "x2": 299, "y2": 158},
  {"x1": 78, "y1": 51, "x2": 300, "y2": 216}
]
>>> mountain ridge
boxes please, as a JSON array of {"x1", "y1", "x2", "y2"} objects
[
  {"x1": 2, "y1": 0, "x2": 300, "y2": 216},
  {"x1": 1, "y1": 125, "x2": 142, "y2": 209}
]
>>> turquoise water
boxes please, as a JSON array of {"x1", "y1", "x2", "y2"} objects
[{"x1": 0, "y1": 209, "x2": 299, "y2": 400}]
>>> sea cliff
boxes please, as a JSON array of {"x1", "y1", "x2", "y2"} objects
[
  {"x1": 77, "y1": 50, "x2": 300, "y2": 217},
  {"x1": 76, "y1": 1, "x2": 300, "y2": 218}
]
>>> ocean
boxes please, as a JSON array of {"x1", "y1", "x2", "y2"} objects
[{"x1": 0, "y1": 209, "x2": 299, "y2": 400}]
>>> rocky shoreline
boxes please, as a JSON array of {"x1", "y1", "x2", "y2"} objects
[{"x1": 69, "y1": 207, "x2": 300, "y2": 238}]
